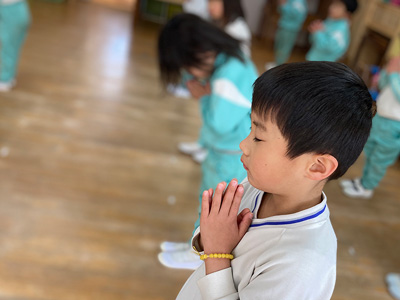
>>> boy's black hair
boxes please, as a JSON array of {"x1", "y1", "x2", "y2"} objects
[
  {"x1": 158, "y1": 13, "x2": 243, "y2": 86},
  {"x1": 221, "y1": 0, "x2": 245, "y2": 25},
  {"x1": 340, "y1": 0, "x2": 358, "y2": 13},
  {"x1": 252, "y1": 62, "x2": 374, "y2": 180}
]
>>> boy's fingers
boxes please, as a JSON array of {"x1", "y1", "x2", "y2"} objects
[
  {"x1": 238, "y1": 208, "x2": 251, "y2": 222},
  {"x1": 229, "y1": 184, "x2": 244, "y2": 216},
  {"x1": 220, "y1": 179, "x2": 238, "y2": 215},
  {"x1": 208, "y1": 188, "x2": 213, "y2": 198},
  {"x1": 238, "y1": 211, "x2": 253, "y2": 238},
  {"x1": 200, "y1": 191, "x2": 210, "y2": 222},
  {"x1": 237, "y1": 208, "x2": 251, "y2": 225},
  {"x1": 211, "y1": 182, "x2": 226, "y2": 214}
]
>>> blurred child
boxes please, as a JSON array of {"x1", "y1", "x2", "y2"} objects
[
  {"x1": 208, "y1": 0, "x2": 251, "y2": 58},
  {"x1": 341, "y1": 56, "x2": 400, "y2": 198},
  {"x1": 265, "y1": 0, "x2": 308, "y2": 69},
  {"x1": 157, "y1": 13, "x2": 258, "y2": 270},
  {"x1": 0, "y1": 0, "x2": 30, "y2": 92},
  {"x1": 178, "y1": 0, "x2": 252, "y2": 164},
  {"x1": 306, "y1": 0, "x2": 357, "y2": 62},
  {"x1": 176, "y1": 62, "x2": 374, "y2": 299}
]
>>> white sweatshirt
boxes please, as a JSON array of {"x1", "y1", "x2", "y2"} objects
[{"x1": 177, "y1": 178, "x2": 337, "y2": 300}]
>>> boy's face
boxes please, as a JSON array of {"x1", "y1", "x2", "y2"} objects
[
  {"x1": 328, "y1": 0, "x2": 347, "y2": 19},
  {"x1": 240, "y1": 112, "x2": 308, "y2": 193}
]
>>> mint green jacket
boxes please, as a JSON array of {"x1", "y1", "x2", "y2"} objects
[
  {"x1": 199, "y1": 53, "x2": 258, "y2": 151},
  {"x1": 306, "y1": 18, "x2": 350, "y2": 62}
]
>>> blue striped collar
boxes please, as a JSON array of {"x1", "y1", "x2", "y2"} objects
[{"x1": 249, "y1": 192, "x2": 328, "y2": 228}]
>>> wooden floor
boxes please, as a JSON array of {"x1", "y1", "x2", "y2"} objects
[{"x1": 0, "y1": 1, "x2": 399, "y2": 299}]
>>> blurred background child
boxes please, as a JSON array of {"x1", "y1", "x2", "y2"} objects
[
  {"x1": 265, "y1": 0, "x2": 308, "y2": 70},
  {"x1": 306, "y1": 0, "x2": 357, "y2": 62},
  {"x1": 178, "y1": 0, "x2": 252, "y2": 163},
  {"x1": 0, "y1": 0, "x2": 30, "y2": 92},
  {"x1": 157, "y1": 13, "x2": 258, "y2": 270},
  {"x1": 341, "y1": 55, "x2": 400, "y2": 198}
]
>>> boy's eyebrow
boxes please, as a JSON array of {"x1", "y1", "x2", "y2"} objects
[{"x1": 252, "y1": 120, "x2": 266, "y2": 131}]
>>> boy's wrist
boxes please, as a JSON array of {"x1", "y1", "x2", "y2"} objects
[{"x1": 204, "y1": 248, "x2": 232, "y2": 255}]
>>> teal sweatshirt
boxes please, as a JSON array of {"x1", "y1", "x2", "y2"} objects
[
  {"x1": 306, "y1": 18, "x2": 350, "y2": 62},
  {"x1": 199, "y1": 53, "x2": 258, "y2": 151}
]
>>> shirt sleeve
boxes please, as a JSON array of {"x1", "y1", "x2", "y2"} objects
[
  {"x1": 197, "y1": 268, "x2": 238, "y2": 300},
  {"x1": 195, "y1": 250, "x2": 336, "y2": 300}
]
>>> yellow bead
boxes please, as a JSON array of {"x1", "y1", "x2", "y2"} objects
[
  {"x1": 210, "y1": 254, "x2": 214, "y2": 258},
  {"x1": 222, "y1": 254, "x2": 226, "y2": 258},
  {"x1": 218, "y1": 254, "x2": 222, "y2": 258}
]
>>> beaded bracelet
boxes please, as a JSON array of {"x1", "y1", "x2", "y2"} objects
[{"x1": 200, "y1": 253, "x2": 234, "y2": 260}]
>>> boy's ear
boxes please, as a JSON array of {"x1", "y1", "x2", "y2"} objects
[{"x1": 306, "y1": 154, "x2": 338, "y2": 181}]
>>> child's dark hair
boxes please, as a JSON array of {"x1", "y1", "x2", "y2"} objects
[
  {"x1": 221, "y1": 0, "x2": 245, "y2": 25},
  {"x1": 158, "y1": 13, "x2": 243, "y2": 86},
  {"x1": 340, "y1": 0, "x2": 358, "y2": 13},
  {"x1": 252, "y1": 62, "x2": 374, "y2": 180}
]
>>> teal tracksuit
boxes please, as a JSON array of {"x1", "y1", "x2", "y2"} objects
[
  {"x1": 192, "y1": 53, "x2": 258, "y2": 233},
  {"x1": 361, "y1": 70, "x2": 400, "y2": 190},
  {"x1": 275, "y1": 0, "x2": 307, "y2": 65},
  {"x1": 0, "y1": 0, "x2": 30, "y2": 83},
  {"x1": 306, "y1": 18, "x2": 350, "y2": 62}
]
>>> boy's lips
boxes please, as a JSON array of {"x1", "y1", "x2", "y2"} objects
[{"x1": 241, "y1": 158, "x2": 249, "y2": 171}]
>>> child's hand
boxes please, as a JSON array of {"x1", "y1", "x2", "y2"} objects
[
  {"x1": 200, "y1": 180, "x2": 253, "y2": 256},
  {"x1": 386, "y1": 56, "x2": 400, "y2": 74},
  {"x1": 308, "y1": 20, "x2": 324, "y2": 33},
  {"x1": 186, "y1": 80, "x2": 211, "y2": 100}
]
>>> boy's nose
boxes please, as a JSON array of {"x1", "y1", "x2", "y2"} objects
[{"x1": 239, "y1": 136, "x2": 249, "y2": 155}]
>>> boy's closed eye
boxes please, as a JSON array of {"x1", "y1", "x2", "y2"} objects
[{"x1": 249, "y1": 126, "x2": 263, "y2": 142}]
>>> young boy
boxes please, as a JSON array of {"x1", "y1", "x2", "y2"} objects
[
  {"x1": 341, "y1": 56, "x2": 400, "y2": 198},
  {"x1": 306, "y1": 0, "x2": 357, "y2": 62},
  {"x1": 176, "y1": 62, "x2": 374, "y2": 299}
]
